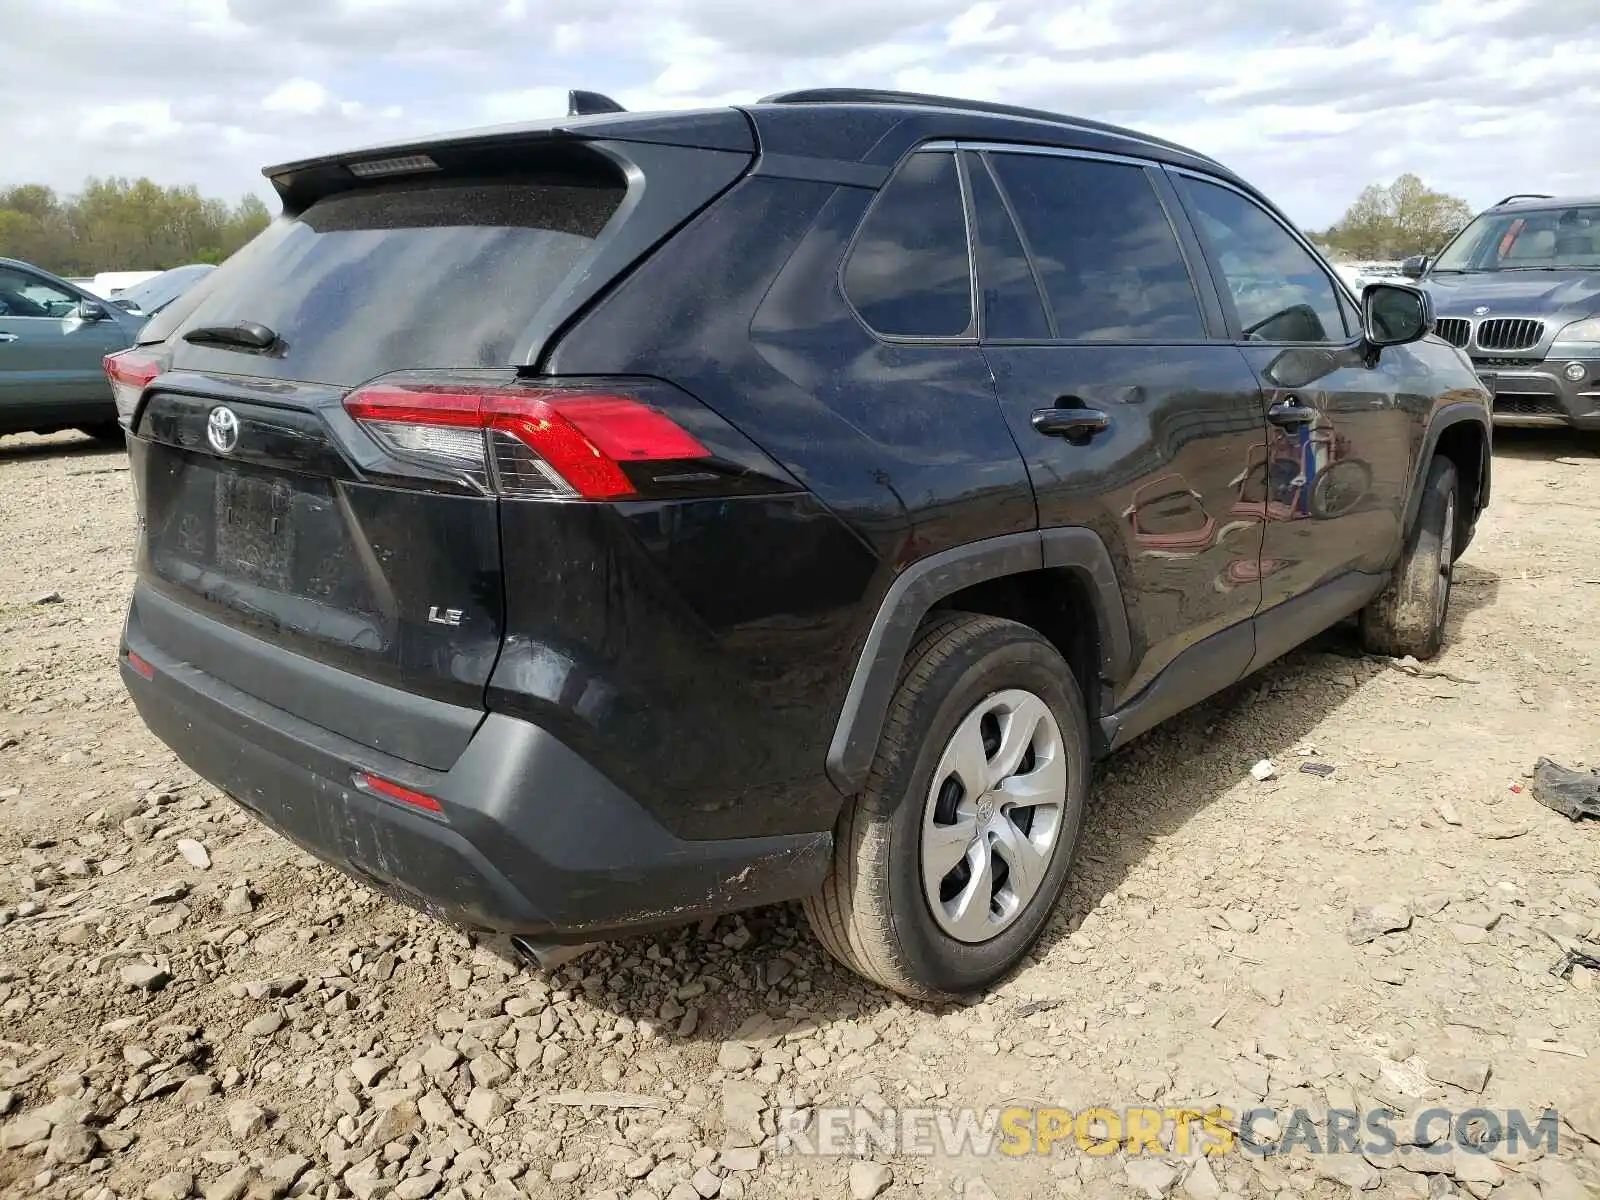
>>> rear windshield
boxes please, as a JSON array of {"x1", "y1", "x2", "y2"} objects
[{"x1": 150, "y1": 176, "x2": 624, "y2": 385}]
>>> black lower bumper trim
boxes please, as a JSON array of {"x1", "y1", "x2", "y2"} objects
[{"x1": 121, "y1": 611, "x2": 831, "y2": 941}]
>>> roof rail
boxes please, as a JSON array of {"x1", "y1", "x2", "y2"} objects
[
  {"x1": 759, "y1": 88, "x2": 1220, "y2": 166},
  {"x1": 568, "y1": 90, "x2": 625, "y2": 117},
  {"x1": 1494, "y1": 193, "x2": 1554, "y2": 206}
]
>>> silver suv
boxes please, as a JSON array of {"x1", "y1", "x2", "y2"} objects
[{"x1": 1407, "y1": 193, "x2": 1600, "y2": 430}]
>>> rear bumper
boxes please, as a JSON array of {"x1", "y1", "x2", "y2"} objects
[
  {"x1": 121, "y1": 604, "x2": 831, "y2": 942},
  {"x1": 1475, "y1": 357, "x2": 1600, "y2": 429}
]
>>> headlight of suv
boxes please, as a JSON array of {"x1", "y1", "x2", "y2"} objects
[{"x1": 1554, "y1": 316, "x2": 1600, "y2": 343}]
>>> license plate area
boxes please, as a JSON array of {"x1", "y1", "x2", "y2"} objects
[
  {"x1": 214, "y1": 473, "x2": 298, "y2": 591},
  {"x1": 1476, "y1": 372, "x2": 1498, "y2": 396}
]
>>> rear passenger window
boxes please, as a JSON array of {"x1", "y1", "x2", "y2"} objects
[
  {"x1": 844, "y1": 152, "x2": 973, "y2": 338},
  {"x1": 986, "y1": 153, "x2": 1205, "y2": 342},
  {"x1": 966, "y1": 152, "x2": 1051, "y2": 340}
]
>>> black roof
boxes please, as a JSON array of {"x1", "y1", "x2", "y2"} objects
[
  {"x1": 269, "y1": 88, "x2": 1230, "y2": 175},
  {"x1": 760, "y1": 89, "x2": 1224, "y2": 168},
  {"x1": 263, "y1": 87, "x2": 1262, "y2": 218},
  {"x1": 736, "y1": 89, "x2": 1249, "y2": 197}
]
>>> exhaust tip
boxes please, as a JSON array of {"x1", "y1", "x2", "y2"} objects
[{"x1": 511, "y1": 936, "x2": 599, "y2": 971}]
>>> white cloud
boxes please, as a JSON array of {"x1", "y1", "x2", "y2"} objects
[
  {"x1": 1, "y1": 0, "x2": 1598, "y2": 229},
  {"x1": 263, "y1": 79, "x2": 330, "y2": 115},
  {"x1": 78, "y1": 102, "x2": 183, "y2": 143},
  {"x1": 477, "y1": 88, "x2": 570, "y2": 125}
]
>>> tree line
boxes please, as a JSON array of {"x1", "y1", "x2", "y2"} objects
[
  {"x1": 0, "y1": 178, "x2": 272, "y2": 277},
  {"x1": 1309, "y1": 173, "x2": 1475, "y2": 262}
]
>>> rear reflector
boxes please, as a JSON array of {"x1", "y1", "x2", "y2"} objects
[
  {"x1": 353, "y1": 771, "x2": 444, "y2": 814},
  {"x1": 105, "y1": 349, "x2": 162, "y2": 426},
  {"x1": 344, "y1": 380, "x2": 710, "y2": 500},
  {"x1": 124, "y1": 652, "x2": 155, "y2": 679}
]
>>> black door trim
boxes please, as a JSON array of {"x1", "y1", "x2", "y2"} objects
[
  {"x1": 1098, "y1": 568, "x2": 1386, "y2": 752},
  {"x1": 1097, "y1": 621, "x2": 1254, "y2": 751},
  {"x1": 1246, "y1": 569, "x2": 1385, "y2": 676}
]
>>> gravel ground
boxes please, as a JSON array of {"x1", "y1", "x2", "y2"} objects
[{"x1": 1, "y1": 429, "x2": 1598, "y2": 1200}]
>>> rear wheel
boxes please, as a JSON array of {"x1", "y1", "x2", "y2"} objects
[
  {"x1": 1360, "y1": 456, "x2": 1458, "y2": 659},
  {"x1": 803, "y1": 613, "x2": 1090, "y2": 999}
]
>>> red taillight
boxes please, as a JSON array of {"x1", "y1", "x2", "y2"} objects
[
  {"x1": 343, "y1": 381, "x2": 710, "y2": 500},
  {"x1": 353, "y1": 771, "x2": 443, "y2": 814},
  {"x1": 104, "y1": 349, "x2": 162, "y2": 426},
  {"x1": 124, "y1": 652, "x2": 155, "y2": 680}
]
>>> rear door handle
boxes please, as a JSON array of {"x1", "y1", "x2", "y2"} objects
[
  {"x1": 1266, "y1": 398, "x2": 1316, "y2": 428},
  {"x1": 1031, "y1": 406, "x2": 1111, "y2": 442},
  {"x1": 0, "y1": 333, "x2": 17, "y2": 344}
]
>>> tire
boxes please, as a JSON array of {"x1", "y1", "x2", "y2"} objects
[
  {"x1": 1360, "y1": 456, "x2": 1458, "y2": 659},
  {"x1": 79, "y1": 423, "x2": 126, "y2": 447},
  {"x1": 803, "y1": 613, "x2": 1090, "y2": 1000}
]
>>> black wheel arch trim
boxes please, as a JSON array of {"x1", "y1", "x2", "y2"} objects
[
  {"x1": 825, "y1": 527, "x2": 1133, "y2": 793},
  {"x1": 1403, "y1": 403, "x2": 1491, "y2": 537}
]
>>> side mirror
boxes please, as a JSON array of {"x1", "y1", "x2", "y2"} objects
[
  {"x1": 1363, "y1": 282, "x2": 1433, "y2": 348},
  {"x1": 77, "y1": 299, "x2": 110, "y2": 322},
  {"x1": 1400, "y1": 254, "x2": 1428, "y2": 280}
]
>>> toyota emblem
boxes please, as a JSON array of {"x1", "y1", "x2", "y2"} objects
[{"x1": 206, "y1": 406, "x2": 240, "y2": 454}]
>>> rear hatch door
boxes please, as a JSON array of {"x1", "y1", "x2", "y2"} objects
[{"x1": 125, "y1": 128, "x2": 754, "y2": 769}]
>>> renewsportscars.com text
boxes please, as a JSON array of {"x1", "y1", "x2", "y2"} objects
[{"x1": 776, "y1": 1104, "x2": 1561, "y2": 1158}]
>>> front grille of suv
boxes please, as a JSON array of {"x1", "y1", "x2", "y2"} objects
[
  {"x1": 1477, "y1": 318, "x2": 1544, "y2": 351},
  {"x1": 1435, "y1": 318, "x2": 1470, "y2": 348},
  {"x1": 1494, "y1": 395, "x2": 1564, "y2": 418}
]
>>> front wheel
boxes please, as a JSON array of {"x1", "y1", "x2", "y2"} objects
[
  {"x1": 803, "y1": 613, "x2": 1090, "y2": 999},
  {"x1": 1360, "y1": 456, "x2": 1458, "y2": 659}
]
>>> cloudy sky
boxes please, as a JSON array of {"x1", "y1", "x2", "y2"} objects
[{"x1": 4, "y1": 0, "x2": 1597, "y2": 229}]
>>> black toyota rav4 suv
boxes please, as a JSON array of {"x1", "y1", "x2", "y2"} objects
[{"x1": 113, "y1": 89, "x2": 1492, "y2": 1000}]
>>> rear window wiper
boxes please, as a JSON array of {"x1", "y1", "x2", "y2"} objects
[{"x1": 183, "y1": 321, "x2": 280, "y2": 351}]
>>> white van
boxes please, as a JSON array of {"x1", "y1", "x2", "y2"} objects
[{"x1": 89, "y1": 270, "x2": 161, "y2": 298}]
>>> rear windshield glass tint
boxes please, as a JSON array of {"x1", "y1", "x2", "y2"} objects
[{"x1": 157, "y1": 177, "x2": 623, "y2": 385}]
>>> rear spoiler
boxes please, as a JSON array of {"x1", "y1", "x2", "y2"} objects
[{"x1": 262, "y1": 107, "x2": 754, "y2": 213}]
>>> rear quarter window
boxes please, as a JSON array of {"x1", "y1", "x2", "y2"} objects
[
  {"x1": 843, "y1": 151, "x2": 974, "y2": 339},
  {"x1": 154, "y1": 176, "x2": 624, "y2": 385}
]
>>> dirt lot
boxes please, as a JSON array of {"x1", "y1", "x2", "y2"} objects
[{"x1": 1, "y1": 430, "x2": 1597, "y2": 1200}]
